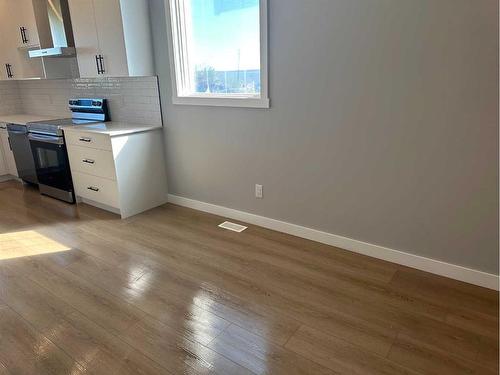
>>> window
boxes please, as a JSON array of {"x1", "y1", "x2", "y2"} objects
[{"x1": 167, "y1": 0, "x2": 269, "y2": 108}]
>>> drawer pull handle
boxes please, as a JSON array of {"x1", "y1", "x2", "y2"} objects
[
  {"x1": 82, "y1": 159, "x2": 95, "y2": 164},
  {"x1": 79, "y1": 137, "x2": 92, "y2": 143},
  {"x1": 87, "y1": 186, "x2": 99, "y2": 192}
]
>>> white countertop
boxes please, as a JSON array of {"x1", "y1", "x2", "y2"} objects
[
  {"x1": 0, "y1": 114, "x2": 60, "y2": 126},
  {"x1": 62, "y1": 121, "x2": 162, "y2": 137}
]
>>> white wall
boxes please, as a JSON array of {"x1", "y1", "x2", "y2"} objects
[{"x1": 152, "y1": 0, "x2": 499, "y2": 274}]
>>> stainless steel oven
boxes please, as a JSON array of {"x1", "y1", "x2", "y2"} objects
[
  {"x1": 28, "y1": 133, "x2": 75, "y2": 203},
  {"x1": 27, "y1": 98, "x2": 109, "y2": 203}
]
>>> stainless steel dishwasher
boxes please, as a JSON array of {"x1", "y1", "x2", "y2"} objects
[{"x1": 6, "y1": 123, "x2": 38, "y2": 184}]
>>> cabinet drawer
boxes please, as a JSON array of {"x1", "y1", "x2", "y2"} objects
[
  {"x1": 68, "y1": 145, "x2": 116, "y2": 180},
  {"x1": 72, "y1": 171, "x2": 120, "y2": 208},
  {"x1": 65, "y1": 131, "x2": 112, "y2": 151}
]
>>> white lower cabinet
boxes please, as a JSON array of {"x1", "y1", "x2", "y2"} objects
[
  {"x1": 67, "y1": 145, "x2": 116, "y2": 180},
  {"x1": 0, "y1": 126, "x2": 18, "y2": 177},
  {"x1": 65, "y1": 130, "x2": 112, "y2": 151},
  {"x1": 71, "y1": 171, "x2": 120, "y2": 209},
  {"x1": 0, "y1": 139, "x2": 7, "y2": 176},
  {"x1": 65, "y1": 127, "x2": 168, "y2": 218}
]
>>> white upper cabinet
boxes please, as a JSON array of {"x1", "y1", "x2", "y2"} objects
[
  {"x1": 13, "y1": 0, "x2": 45, "y2": 79},
  {"x1": 65, "y1": 0, "x2": 100, "y2": 78},
  {"x1": 0, "y1": 0, "x2": 25, "y2": 79},
  {"x1": 92, "y1": 0, "x2": 129, "y2": 77},
  {"x1": 0, "y1": 0, "x2": 43, "y2": 80},
  {"x1": 0, "y1": 0, "x2": 153, "y2": 80},
  {"x1": 15, "y1": 0, "x2": 40, "y2": 48},
  {"x1": 0, "y1": 2, "x2": 12, "y2": 79},
  {"x1": 68, "y1": 0, "x2": 153, "y2": 78}
]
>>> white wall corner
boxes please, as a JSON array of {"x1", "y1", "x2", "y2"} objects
[{"x1": 167, "y1": 194, "x2": 500, "y2": 291}]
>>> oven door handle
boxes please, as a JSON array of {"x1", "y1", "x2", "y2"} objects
[
  {"x1": 7, "y1": 129, "x2": 27, "y2": 135},
  {"x1": 28, "y1": 133, "x2": 64, "y2": 145}
]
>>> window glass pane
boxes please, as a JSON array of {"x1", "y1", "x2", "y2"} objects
[{"x1": 188, "y1": 0, "x2": 260, "y2": 95}]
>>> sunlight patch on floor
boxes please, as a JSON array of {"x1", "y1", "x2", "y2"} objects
[{"x1": 0, "y1": 230, "x2": 70, "y2": 261}]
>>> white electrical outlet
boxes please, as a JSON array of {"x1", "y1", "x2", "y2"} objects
[{"x1": 255, "y1": 184, "x2": 263, "y2": 199}]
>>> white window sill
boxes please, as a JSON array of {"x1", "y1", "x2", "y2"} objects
[{"x1": 172, "y1": 96, "x2": 270, "y2": 109}]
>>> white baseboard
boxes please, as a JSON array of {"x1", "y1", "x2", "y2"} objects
[{"x1": 168, "y1": 194, "x2": 499, "y2": 291}]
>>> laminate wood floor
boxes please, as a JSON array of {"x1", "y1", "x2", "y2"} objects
[{"x1": 0, "y1": 180, "x2": 497, "y2": 375}]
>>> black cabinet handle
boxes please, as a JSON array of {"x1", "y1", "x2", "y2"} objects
[
  {"x1": 99, "y1": 55, "x2": 105, "y2": 74},
  {"x1": 20, "y1": 27, "x2": 28, "y2": 44},
  {"x1": 95, "y1": 54, "x2": 105, "y2": 74},
  {"x1": 7, "y1": 137, "x2": 12, "y2": 150},
  {"x1": 95, "y1": 55, "x2": 100, "y2": 74},
  {"x1": 79, "y1": 137, "x2": 91, "y2": 142},
  {"x1": 87, "y1": 186, "x2": 99, "y2": 192},
  {"x1": 5, "y1": 64, "x2": 12, "y2": 78},
  {"x1": 82, "y1": 159, "x2": 95, "y2": 164},
  {"x1": 98, "y1": 55, "x2": 104, "y2": 74}
]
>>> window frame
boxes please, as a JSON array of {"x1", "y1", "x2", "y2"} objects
[{"x1": 165, "y1": 0, "x2": 269, "y2": 108}]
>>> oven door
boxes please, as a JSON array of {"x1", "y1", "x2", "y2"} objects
[{"x1": 28, "y1": 133, "x2": 75, "y2": 202}]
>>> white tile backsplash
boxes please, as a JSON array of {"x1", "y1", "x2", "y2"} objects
[
  {"x1": 0, "y1": 81, "x2": 23, "y2": 115},
  {"x1": 0, "y1": 76, "x2": 162, "y2": 126}
]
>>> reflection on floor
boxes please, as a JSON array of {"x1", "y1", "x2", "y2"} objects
[{"x1": 0, "y1": 180, "x2": 498, "y2": 375}]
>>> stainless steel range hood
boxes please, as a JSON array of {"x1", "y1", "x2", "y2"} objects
[
  {"x1": 29, "y1": 0, "x2": 75, "y2": 58},
  {"x1": 29, "y1": 46, "x2": 75, "y2": 58}
]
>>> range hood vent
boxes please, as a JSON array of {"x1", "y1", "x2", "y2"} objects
[
  {"x1": 29, "y1": 46, "x2": 75, "y2": 58},
  {"x1": 29, "y1": 0, "x2": 75, "y2": 58}
]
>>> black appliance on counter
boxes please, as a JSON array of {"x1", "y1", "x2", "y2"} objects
[{"x1": 27, "y1": 99, "x2": 109, "y2": 203}]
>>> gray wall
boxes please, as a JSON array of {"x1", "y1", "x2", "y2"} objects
[{"x1": 150, "y1": 0, "x2": 499, "y2": 274}]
